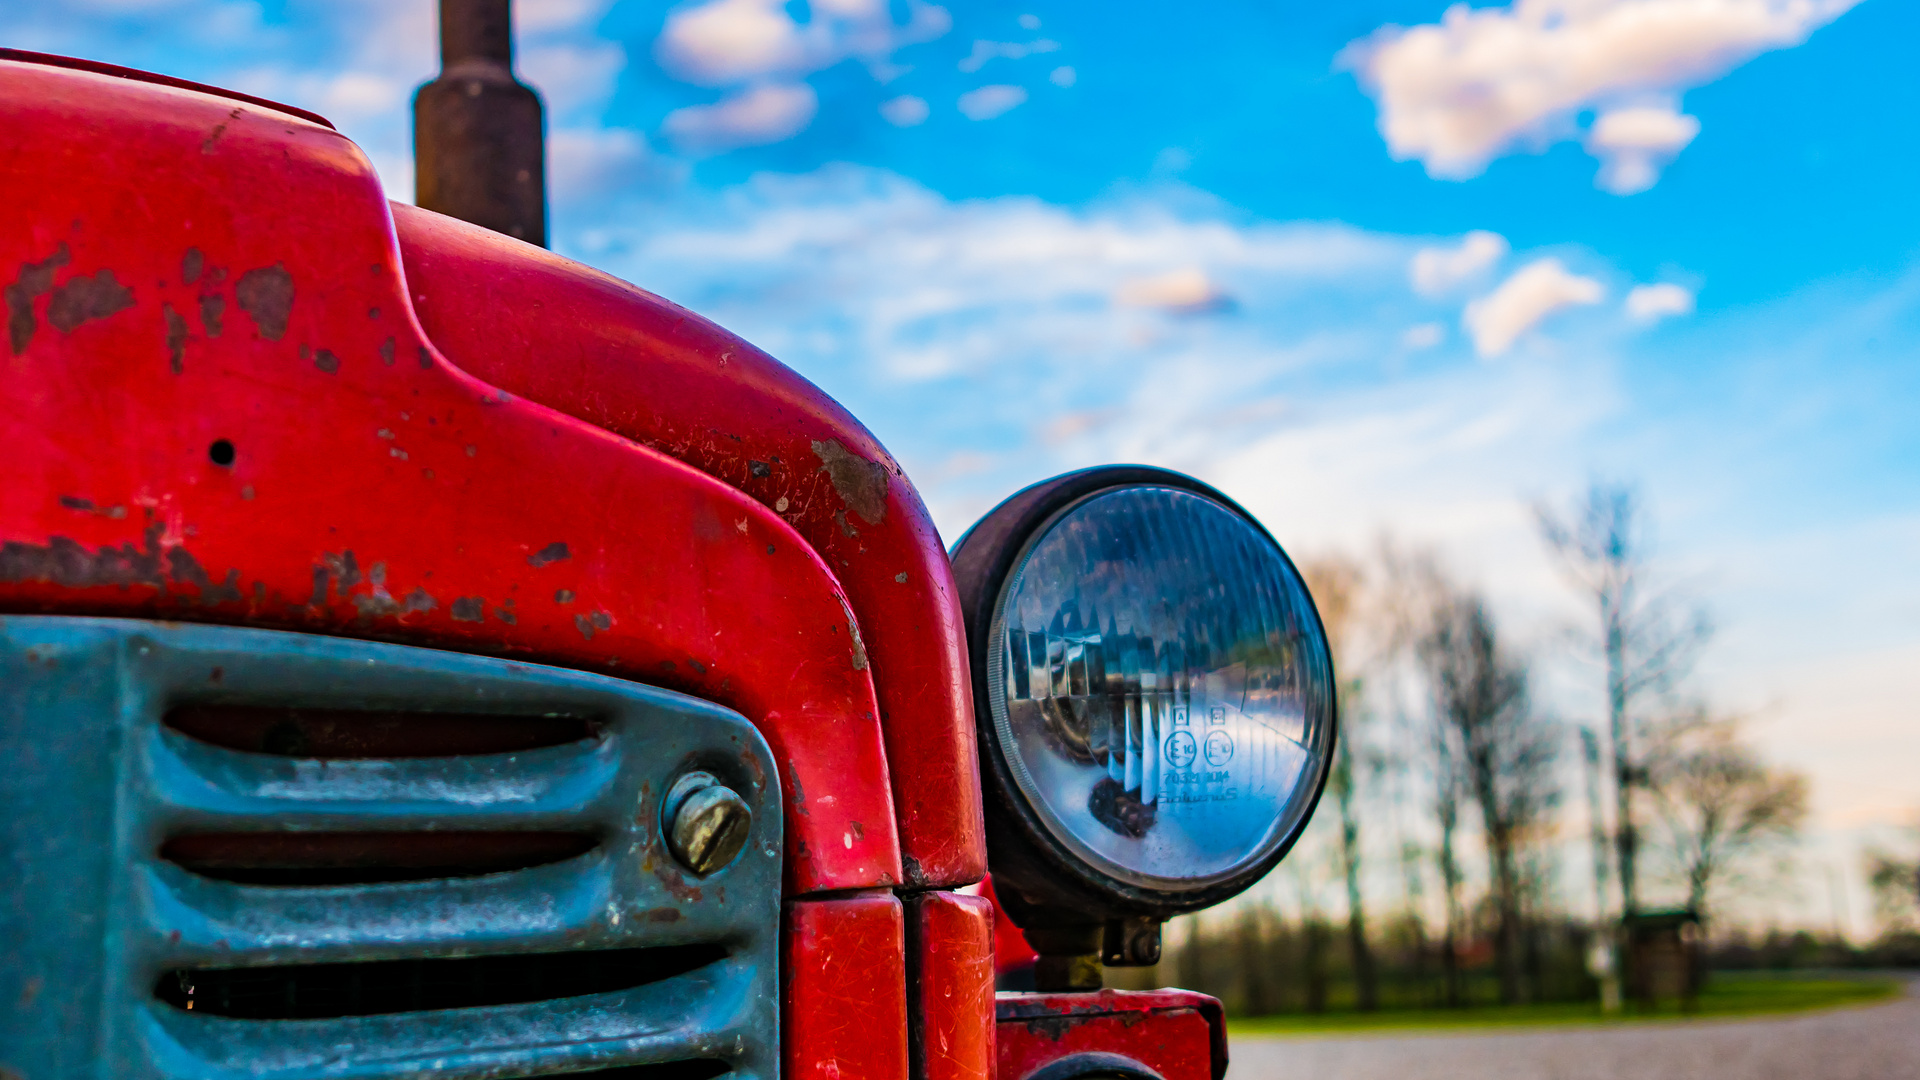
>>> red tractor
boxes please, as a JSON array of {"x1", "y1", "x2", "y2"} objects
[{"x1": 0, "y1": 12, "x2": 1335, "y2": 1079}]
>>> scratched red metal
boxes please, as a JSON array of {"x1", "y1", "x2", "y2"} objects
[
  {"x1": 909, "y1": 891, "x2": 996, "y2": 1080},
  {"x1": 786, "y1": 892, "x2": 909, "y2": 1080},
  {"x1": 0, "y1": 56, "x2": 900, "y2": 896},
  {"x1": 994, "y1": 990, "x2": 1226, "y2": 1080},
  {"x1": 391, "y1": 207, "x2": 986, "y2": 889}
]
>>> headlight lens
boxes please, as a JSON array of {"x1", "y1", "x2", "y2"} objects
[{"x1": 984, "y1": 483, "x2": 1333, "y2": 894}]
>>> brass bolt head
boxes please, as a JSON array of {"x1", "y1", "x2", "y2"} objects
[{"x1": 664, "y1": 771, "x2": 752, "y2": 876}]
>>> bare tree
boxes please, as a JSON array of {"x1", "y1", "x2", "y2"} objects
[
  {"x1": 1649, "y1": 719, "x2": 1807, "y2": 924},
  {"x1": 1383, "y1": 717, "x2": 1434, "y2": 1003},
  {"x1": 1865, "y1": 823, "x2": 1920, "y2": 934},
  {"x1": 1375, "y1": 543, "x2": 1469, "y2": 1006},
  {"x1": 1538, "y1": 481, "x2": 1709, "y2": 918},
  {"x1": 1301, "y1": 556, "x2": 1379, "y2": 1010},
  {"x1": 1577, "y1": 728, "x2": 1614, "y2": 923},
  {"x1": 1419, "y1": 590, "x2": 1559, "y2": 1005},
  {"x1": 1578, "y1": 726, "x2": 1622, "y2": 1010},
  {"x1": 1430, "y1": 718, "x2": 1469, "y2": 1007}
]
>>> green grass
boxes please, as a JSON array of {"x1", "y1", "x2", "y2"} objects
[{"x1": 1227, "y1": 974, "x2": 1906, "y2": 1037}]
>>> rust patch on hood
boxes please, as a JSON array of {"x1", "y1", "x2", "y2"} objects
[
  {"x1": 0, "y1": 525, "x2": 166, "y2": 589},
  {"x1": 6, "y1": 242, "x2": 71, "y2": 355},
  {"x1": 201, "y1": 106, "x2": 243, "y2": 154},
  {"x1": 0, "y1": 520, "x2": 235, "y2": 606},
  {"x1": 59, "y1": 496, "x2": 127, "y2": 519},
  {"x1": 167, "y1": 548, "x2": 243, "y2": 604},
  {"x1": 200, "y1": 293, "x2": 225, "y2": 337},
  {"x1": 834, "y1": 593, "x2": 870, "y2": 671},
  {"x1": 48, "y1": 269, "x2": 135, "y2": 332},
  {"x1": 528, "y1": 541, "x2": 570, "y2": 567},
  {"x1": 811, "y1": 439, "x2": 888, "y2": 526},
  {"x1": 163, "y1": 304, "x2": 189, "y2": 373},
  {"x1": 235, "y1": 263, "x2": 294, "y2": 341},
  {"x1": 349, "y1": 587, "x2": 441, "y2": 618}
]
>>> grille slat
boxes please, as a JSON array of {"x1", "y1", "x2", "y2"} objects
[
  {"x1": 145, "y1": 721, "x2": 624, "y2": 826},
  {"x1": 167, "y1": 705, "x2": 599, "y2": 758},
  {"x1": 162, "y1": 830, "x2": 600, "y2": 885},
  {"x1": 157, "y1": 944, "x2": 728, "y2": 1019}
]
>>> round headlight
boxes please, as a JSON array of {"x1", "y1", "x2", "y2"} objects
[{"x1": 953, "y1": 467, "x2": 1335, "y2": 930}]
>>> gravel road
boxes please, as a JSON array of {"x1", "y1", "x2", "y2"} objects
[{"x1": 1228, "y1": 979, "x2": 1920, "y2": 1080}]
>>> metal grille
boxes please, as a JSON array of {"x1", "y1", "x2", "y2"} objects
[{"x1": 0, "y1": 616, "x2": 781, "y2": 1080}]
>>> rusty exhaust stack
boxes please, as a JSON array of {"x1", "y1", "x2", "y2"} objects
[{"x1": 413, "y1": 0, "x2": 547, "y2": 247}]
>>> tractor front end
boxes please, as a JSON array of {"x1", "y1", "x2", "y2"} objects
[{"x1": 0, "y1": 41, "x2": 1333, "y2": 1080}]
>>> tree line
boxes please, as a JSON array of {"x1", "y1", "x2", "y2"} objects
[{"x1": 1125, "y1": 480, "x2": 1835, "y2": 1012}]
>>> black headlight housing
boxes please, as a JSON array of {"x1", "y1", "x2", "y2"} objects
[{"x1": 952, "y1": 466, "x2": 1337, "y2": 976}]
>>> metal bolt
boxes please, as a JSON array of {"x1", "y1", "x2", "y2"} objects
[
  {"x1": 664, "y1": 771, "x2": 752, "y2": 876},
  {"x1": 1102, "y1": 917, "x2": 1163, "y2": 966}
]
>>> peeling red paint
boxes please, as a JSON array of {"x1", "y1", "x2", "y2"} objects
[
  {"x1": 234, "y1": 262, "x2": 293, "y2": 340},
  {"x1": 48, "y1": 268, "x2": 135, "y2": 331},
  {"x1": 5, "y1": 242, "x2": 70, "y2": 354},
  {"x1": 162, "y1": 302, "x2": 188, "y2": 372},
  {"x1": 811, "y1": 439, "x2": 889, "y2": 526}
]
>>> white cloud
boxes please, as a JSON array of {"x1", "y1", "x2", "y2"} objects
[
  {"x1": 650, "y1": 0, "x2": 949, "y2": 147},
  {"x1": 814, "y1": 0, "x2": 885, "y2": 16},
  {"x1": 1114, "y1": 268, "x2": 1233, "y2": 315},
  {"x1": 518, "y1": 0, "x2": 614, "y2": 33},
  {"x1": 654, "y1": 0, "x2": 950, "y2": 87},
  {"x1": 1411, "y1": 230, "x2": 1509, "y2": 295},
  {"x1": 520, "y1": 41, "x2": 627, "y2": 120},
  {"x1": 549, "y1": 127, "x2": 684, "y2": 201},
  {"x1": 1464, "y1": 258, "x2": 1605, "y2": 357},
  {"x1": 957, "y1": 37, "x2": 1059, "y2": 73},
  {"x1": 656, "y1": 0, "x2": 799, "y2": 85},
  {"x1": 1403, "y1": 321, "x2": 1447, "y2": 349},
  {"x1": 880, "y1": 94, "x2": 930, "y2": 127},
  {"x1": 314, "y1": 70, "x2": 406, "y2": 118},
  {"x1": 1345, "y1": 0, "x2": 1861, "y2": 192},
  {"x1": 958, "y1": 84, "x2": 1027, "y2": 121},
  {"x1": 1589, "y1": 102, "x2": 1702, "y2": 193},
  {"x1": 603, "y1": 166, "x2": 1405, "y2": 385},
  {"x1": 1050, "y1": 65, "x2": 1076, "y2": 88},
  {"x1": 663, "y1": 82, "x2": 819, "y2": 153},
  {"x1": 1625, "y1": 281, "x2": 1697, "y2": 321}
]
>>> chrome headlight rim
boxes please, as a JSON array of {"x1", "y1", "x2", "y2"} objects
[{"x1": 951, "y1": 465, "x2": 1338, "y2": 921}]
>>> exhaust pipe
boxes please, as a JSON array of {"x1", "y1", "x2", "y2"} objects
[{"x1": 413, "y1": 0, "x2": 547, "y2": 247}]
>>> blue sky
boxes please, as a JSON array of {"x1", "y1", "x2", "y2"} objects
[{"x1": 8, "y1": 0, "x2": 1917, "y2": 930}]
